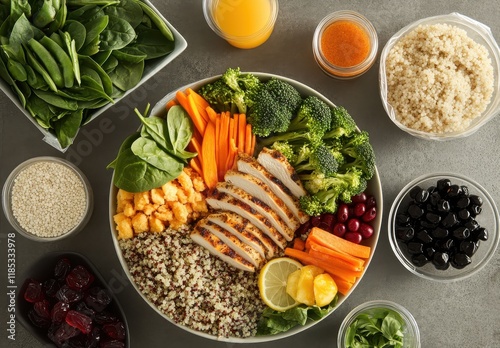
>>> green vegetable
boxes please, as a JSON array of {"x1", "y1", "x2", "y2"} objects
[
  {"x1": 256, "y1": 296, "x2": 338, "y2": 336},
  {"x1": 344, "y1": 308, "x2": 406, "y2": 348},
  {"x1": 0, "y1": 0, "x2": 176, "y2": 150}
]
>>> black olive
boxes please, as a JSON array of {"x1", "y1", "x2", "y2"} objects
[
  {"x1": 464, "y1": 218, "x2": 479, "y2": 231},
  {"x1": 451, "y1": 253, "x2": 472, "y2": 269},
  {"x1": 468, "y1": 204, "x2": 482, "y2": 217},
  {"x1": 415, "y1": 189, "x2": 430, "y2": 203},
  {"x1": 460, "y1": 240, "x2": 479, "y2": 257},
  {"x1": 425, "y1": 212, "x2": 441, "y2": 224},
  {"x1": 437, "y1": 199, "x2": 451, "y2": 213},
  {"x1": 437, "y1": 179, "x2": 452, "y2": 193},
  {"x1": 419, "y1": 220, "x2": 438, "y2": 229},
  {"x1": 441, "y1": 212, "x2": 458, "y2": 228},
  {"x1": 446, "y1": 184, "x2": 462, "y2": 198},
  {"x1": 396, "y1": 226, "x2": 415, "y2": 241},
  {"x1": 457, "y1": 209, "x2": 470, "y2": 221},
  {"x1": 469, "y1": 195, "x2": 483, "y2": 206},
  {"x1": 452, "y1": 226, "x2": 470, "y2": 240},
  {"x1": 455, "y1": 196, "x2": 470, "y2": 210},
  {"x1": 432, "y1": 252, "x2": 450, "y2": 270},
  {"x1": 412, "y1": 254, "x2": 430, "y2": 267},
  {"x1": 429, "y1": 192, "x2": 441, "y2": 206},
  {"x1": 436, "y1": 238, "x2": 455, "y2": 251},
  {"x1": 460, "y1": 185, "x2": 470, "y2": 197},
  {"x1": 407, "y1": 241, "x2": 424, "y2": 254},
  {"x1": 396, "y1": 213, "x2": 411, "y2": 226},
  {"x1": 409, "y1": 185, "x2": 422, "y2": 199},
  {"x1": 424, "y1": 246, "x2": 436, "y2": 259},
  {"x1": 431, "y1": 227, "x2": 449, "y2": 239},
  {"x1": 416, "y1": 229, "x2": 433, "y2": 244},
  {"x1": 475, "y1": 227, "x2": 488, "y2": 241},
  {"x1": 407, "y1": 204, "x2": 424, "y2": 219}
]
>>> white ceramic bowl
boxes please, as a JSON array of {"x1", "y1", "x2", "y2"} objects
[
  {"x1": 388, "y1": 172, "x2": 499, "y2": 282},
  {"x1": 109, "y1": 73, "x2": 383, "y2": 342},
  {"x1": 0, "y1": 0, "x2": 187, "y2": 152},
  {"x1": 379, "y1": 13, "x2": 500, "y2": 140}
]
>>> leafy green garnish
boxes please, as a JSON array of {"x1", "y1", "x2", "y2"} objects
[
  {"x1": 344, "y1": 308, "x2": 406, "y2": 348},
  {"x1": 256, "y1": 296, "x2": 338, "y2": 336}
]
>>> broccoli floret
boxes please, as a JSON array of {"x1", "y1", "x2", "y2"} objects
[
  {"x1": 288, "y1": 96, "x2": 332, "y2": 139},
  {"x1": 299, "y1": 188, "x2": 341, "y2": 216},
  {"x1": 340, "y1": 131, "x2": 376, "y2": 180},
  {"x1": 324, "y1": 106, "x2": 358, "y2": 139},
  {"x1": 300, "y1": 168, "x2": 367, "y2": 201},
  {"x1": 270, "y1": 141, "x2": 297, "y2": 163},
  {"x1": 265, "y1": 78, "x2": 302, "y2": 113},
  {"x1": 293, "y1": 144, "x2": 339, "y2": 177},
  {"x1": 248, "y1": 88, "x2": 293, "y2": 137}
]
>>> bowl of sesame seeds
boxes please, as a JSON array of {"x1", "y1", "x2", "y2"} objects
[{"x1": 2, "y1": 156, "x2": 93, "y2": 241}]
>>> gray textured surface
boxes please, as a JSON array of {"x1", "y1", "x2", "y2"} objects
[{"x1": 1, "y1": 1, "x2": 500, "y2": 347}]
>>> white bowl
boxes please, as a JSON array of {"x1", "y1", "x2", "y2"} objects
[
  {"x1": 109, "y1": 73, "x2": 383, "y2": 343},
  {"x1": 379, "y1": 13, "x2": 500, "y2": 140},
  {"x1": 0, "y1": 0, "x2": 187, "y2": 152}
]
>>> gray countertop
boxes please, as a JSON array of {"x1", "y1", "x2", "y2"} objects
[{"x1": 1, "y1": 1, "x2": 499, "y2": 347}]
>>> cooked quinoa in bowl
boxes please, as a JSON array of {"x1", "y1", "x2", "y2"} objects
[{"x1": 379, "y1": 13, "x2": 500, "y2": 140}]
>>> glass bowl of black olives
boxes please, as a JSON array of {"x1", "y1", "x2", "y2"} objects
[{"x1": 388, "y1": 173, "x2": 499, "y2": 282}]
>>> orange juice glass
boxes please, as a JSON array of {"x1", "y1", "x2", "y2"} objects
[{"x1": 203, "y1": 0, "x2": 279, "y2": 49}]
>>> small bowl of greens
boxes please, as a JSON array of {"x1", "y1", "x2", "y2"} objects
[
  {"x1": 338, "y1": 300, "x2": 421, "y2": 348},
  {"x1": 0, "y1": 0, "x2": 187, "y2": 152}
]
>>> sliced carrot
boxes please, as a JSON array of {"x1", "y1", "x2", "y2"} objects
[
  {"x1": 250, "y1": 132, "x2": 256, "y2": 156},
  {"x1": 189, "y1": 157, "x2": 203, "y2": 177},
  {"x1": 225, "y1": 138, "x2": 238, "y2": 173},
  {"x1": 308, "y1": 248, "x2": 364, "y2": 274},
  {"x1": 206, "y1": 106, "x2": 219, "y2": 123},
  {"x1": 238, "y1": 114, "x2": 246, "y2": 152},
  {"x1": 309, "y1": 227, "x2": 372, "y2": 259},
  {"x1": 189, "y1": 136, "x2": 203, "y2": 160},
  {"x1": 165, "y1": 99, "x2": 178, "y2": 110},
  {"x1": 201, "y1": 121, "x2": 218, "y2": 189},
  {"x1": 176, "y1": 90, "x2": 207, "y2": 136},
  {"x1": 305, "y1": 239, "x2": 365, "y2": 268},
  {"x1": 186, "y1": 88, "x2": 210, "y2": 122},
  {"x1": 334, "y1": 278, "x2": 355, "y2": 296},
  {"x1": 293, "y1": 237, "x2": 306, "y2": 251},
  {"x1": 284, "y1": 248, "x2": 358, "y2": 284},
  {"x1": 232, "y1": 114, "x2": 239, "y2": 144},
  {"x1": 244, "y1": 123, "x2": 252, "y2": 155},
  {"x1": 215, "y1": 117, "x2": 221, "y2": 179}
]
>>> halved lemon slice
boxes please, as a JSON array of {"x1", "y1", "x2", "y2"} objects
[{"x1": 258, "y1": 257, "x2": 303, "y2": 311}]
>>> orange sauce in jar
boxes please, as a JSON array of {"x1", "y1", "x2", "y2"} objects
[{"x1": 320, "y1": 20, "x2": 371, "y2": 67}]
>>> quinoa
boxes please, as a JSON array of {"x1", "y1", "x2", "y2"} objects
[
  {"x1": 385, "y1": 23, "x2": 494, "y2": 133},
  {"x1": 10, "y1": 160, "x2": 87, "y2": 237},
  {"x1": 119, "y1": 225, "x2": 266, "y2": 338}
]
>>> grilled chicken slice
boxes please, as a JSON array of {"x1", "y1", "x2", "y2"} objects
[
  {"x1": 236, "y1": 154, "x2": 309, "y2": 224},
  {"x1": 197, "y1": 219, "x2": 265, "y2": 269},
  {"x1": 206, "y1": 191, "x2": 287, "y2": 249},
  {"x1": 191, "y1": 226, "x2": 255, "y2": 272},
  {"x1": 216, "y1": 182, "x2": 294, "y2": 241},
  {"x1": 224, "y1": 170, "x2": 302, "y2": 231},
  {"x1": 257, "y1": 147, "x2": 307, "y2": 199},
  {"x1": 207, "y1": 212, "x2": 278, "y2": 259}
]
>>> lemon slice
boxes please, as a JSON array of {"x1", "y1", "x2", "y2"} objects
[{"x1": 258, "y1": 257, "x2": 303, "y2": 311}]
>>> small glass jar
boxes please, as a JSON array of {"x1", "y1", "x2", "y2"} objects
[{"x1": 313, "y1": 10, "x2": 378, "y2": 79}]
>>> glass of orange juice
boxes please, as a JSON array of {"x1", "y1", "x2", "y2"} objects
[{"x1": 203, "y1": 0, "x2": 279, "y2": 49}]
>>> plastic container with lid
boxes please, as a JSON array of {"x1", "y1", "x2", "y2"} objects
[{"x1": 313, "y1": 10, "x2": 378, "y2": 79}]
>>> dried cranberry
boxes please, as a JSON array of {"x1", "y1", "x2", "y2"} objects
[
  {"x1": 34, "y1": 299, "x2": 51, "y2": 319},
  {"x1": 365, "y1": 195, "x2": 377, "y2": 208},
  {"x1": 66, "y1": 310, "x2": 93, "y2": 334},
  {"x1": 76, "y1": 302, "x2": 96, "y2": 319},
  {"x1": 23, "y1": 279, "x2": 44, "y2": 303},
  {"x1": 310, "y1": 215, "x2": 321, "y2": 227},
  {"x1": 56, "y1": 285, "x2": 83, "y2": 304},
  {"x1": 94, "y1": 311, "x2": 119, "y2": 325},
  {"x1": 28, "y1": 309, "x2": 51, "y2": 328},
  {"x1": 88, "y1": 327, "x2": 102, "y2": 348},
  {"x1": 85, "y1": 287, "x2": 112, "y2": 312},
  {"x1": 66, "y1": 265, "x2": 94, "y2": 290},
  {"x1": 347, "y1": 218, "x2": 360, "y2": 232},
  {"x1": 359, "y1": 222, "x2": 374, "y2": 239},
  {"x1": 337, "y1": 203, "x2": 349, "y2": 222},
  {"x1": 52, "y1": 301, "x2": 70, "y2": 323},
  {"x1": 43, "y1": 278, "x2": 61, "y2": 298},
  {"x1": 344, "y1": 231, "x2": 363, "y2": 244},
  {"x1": 353, "y1": 203, "x2": 366, "y2": 217},
  {"x1": 54, "y1": 258, "x2": 72, "y2": 280},
  {"x1": 362, "y1": 206, "x2": 377, "y2": 222},
  {"x1": 99, "y1": 339, "x2": 125, "y2": 348},
  {"x1": 351, "y1": 192, "x2": 367, "y2": 203},
  {"x1": 332, "y1": 223, "x2": 346, "y2": 238},
  {"x1": 48, "y1": 322, "x2": 80, "y2": 346},
  {"x1": 102, "y1": 321, "x2": 126, "y2": 340}
]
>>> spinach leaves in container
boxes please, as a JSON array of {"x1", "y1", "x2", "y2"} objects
[{"x1": 0, "y1": 0, "x2": 177, "y2": 149}]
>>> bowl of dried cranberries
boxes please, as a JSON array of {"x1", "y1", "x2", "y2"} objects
[
  {"x1": 17, "y1": 251, "x2": 129, "y2": 347},
  {"x1": 388, "y1": 172, "x2": 499, "y2": 282}
]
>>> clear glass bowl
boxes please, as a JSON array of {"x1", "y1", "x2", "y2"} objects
[
  {"x1": 379, "y1": 13, "x2": 500, "y2": 140},
  {"x1": 313, "y1": 10, "x2": 378, "y2": 79},
  {"x1": 2, "y1": 156, "x2": 93, "y2": 241},
  {"x1": 388, "y1": 172, "x2": 499, "y2": 282},
  {"x1": 338, "y1": 300, "x2": 421, "y2": 348}
]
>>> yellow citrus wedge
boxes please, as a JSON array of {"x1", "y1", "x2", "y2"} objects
[{"x1": 258, "y1": 257, "x2": 303, "y2": 311}]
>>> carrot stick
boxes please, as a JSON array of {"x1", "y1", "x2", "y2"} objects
[
  {"x1": 165, "y1": 99, "x2": 178, "y2": 110},
  {"x1": 250, "y1": 132, "x2": 256, "y2": 156},
  {"x1": 225, "y1": 138, "x2": 238, "y2": 173},
  {"x1": 244, "y1": 123, "x2": 252, "y2": 155},
  {"x1": 186, "y1": 88, "x2": 210, "y2": 121},
  {"x1": 284, "y1": 248, "x2": 358, "y2": 284},
  {"x1": 176, "y1": 90, "x2": 207, "y2": 136},
  {"x1": 201, "y1": 122, "x2": 218, "y2": 189},
  {"x1": 232, "y1": 114, "x2": 239, "y2": 145},
  {"x1": 293, "y1": 237, "x2": 306, "y2": 251},
  {"x1": 189, "y1": 136, "x2": 203, "y2": 159},
  {"x1": 309, "y1": 227, "x2": 372, "y2": 259},
  {"x1": 187, "y1": 92, "x2": 209, "y2": 123},
  {"x1": 238, "y1": 114, "x2": 246, "y2": 152},
  {"x1": 215, "y1": 117, "x2": 221, "y2": 179},
  {"x1": 206, "y1": 106, "x2": 219, "y2": 123},
  {"x1": 334, "y1": 278, "x2": 355, "y2": 296},
  {"x1": 308, "y1": 248, "x2": 364, "y2": 274},
  {"x1": 306, "y1": 239, "x2": 365, "y2": 268},
  {"x1": 189, "y1": 157, "x2": 203, "y2": 177}
]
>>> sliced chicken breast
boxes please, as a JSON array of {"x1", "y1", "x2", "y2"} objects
[
  {"x1": 224, "y1": 170, "x2": 302, "y2": 231},
  {"x1": 216, "y1": 182, "x2": 294, "y2": 241},
  {"x1": 206, "y1": 191, "x2": 287, "y2": 249},
  {"x1": 207, "y1": 212, "x2": 278, "y2": 259},
  {"x1": 237, "y1": 154, "x2": 309, "y2": 224},
  {"x1": 257, "y1": 147, "x2": 307, "y2": 198},
  {"x1": 190, "y1": 226, "x2": 255, "y2": 272},
  {"x1": 198, "y1": 219, "x2": 265, "y2": 269}
]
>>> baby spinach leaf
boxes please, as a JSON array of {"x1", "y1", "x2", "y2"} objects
[
  {"x1": 83, "y1": 14, "x2": 108, "y2": 47},
  {"x1": 9, "y1": 13, "x2": 34, "y2": 50},
  {"x1": 131, "y1": 137, "x2": 184, "y2": 173},
  {"x1": 133, "y1": 25, "x2": 175, "y2": 59},
  {"x1": 135, "y1": 108, "x2": 172, "y2": 153},
  {"x1": 53, "y1": 108, "x2": 83, "y2": 148},
  {"x1": 103, "y1": 0, "x2": 143, "y2": 28},
  {"x1": 111, "y1": 47, "x2": 147, "y2": 64},
  {"x1": 167, "y1": 105, "x2": 195, "y2": 155},
  {"x1": 64, "y1": 20, "x2": 87, "y2": 51},
  {"x1": 108, "y1": 59, "x2": 143, "y2": 91},
  {"x1": 33, "y1": 88, "x2": 78, "y2": 110},
  {"x1": 78, "y1": 55, "x2": 113, "y2": 96},
  {"x1": 100, "y1": 15, "x2": 135, "y2": 51}
]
